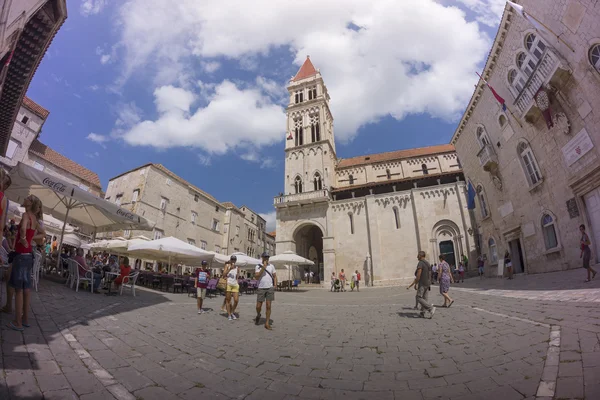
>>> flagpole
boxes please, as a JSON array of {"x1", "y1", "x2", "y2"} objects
[
  {"x1": 525, "y1": 12, "x2": 575, "y2": 53},
  {"x1": 475, "y1": 72, "x2": 523, "y2": 129},
  {"x1": 505, "y1": 104, "x2": 524, "y2": 129}
]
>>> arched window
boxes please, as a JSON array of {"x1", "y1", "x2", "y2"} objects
[
  {"x1": 542, "y1": 213, "x2": 558, "y2": 250},
  {"x1": 525, "y1": 33, "x2": 546, "y2": 60},
  {"x1": 348, "y1": 174, "x2": 355, "y2": 185},
  {"x1": 477, "y1": 126, "x2": 491, "y2": 148},
  {"x1": 517, "y1": 141, "x2": 542, "y2": 186},
  {"x1": 348, "y1": 213, "x2": 354, "y2": 234},
  {"x1": 313, "y1": 172, "x2": 322, "y2": 191},
  {"x1": 421, "y1": 164, "x2": 429, "y2": 175},
  {"x1": 477, "y1": 185, "x2": 489, "y2": 218},
  {"x1": 488, "y1": 238, "x2": 498, "y2": 263},
  {"x1": 294, "y1": 118, "x2": 303, "y2": 147},
  {"x1": 393, "y1": 207, "x2": 400, "y2": 229},
  {"x1": 508, "y1": 68, "x2": 525, "y2": 94},
  {"x1": 589, "y1": 44, "x2": 600, "y2": 72},
  {"x1": 386, "y1": 169, "x2": 391, "y2": 179},
  {"x1": 294, "y1": 176, "x2": 303, "y2": 194},
  {"x1": 310, "y1": 115, "x2": 320, "y2": 142},
  {"x1": 498, "y1": 114, "x2": 507, "y2": 128}
]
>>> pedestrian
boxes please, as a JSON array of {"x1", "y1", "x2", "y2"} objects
[
  {"x1": 330, "y1": 271, "x2": 336, "y2": 291},
  {"x1": 8, "y1": 195, "x2": 42, "y2": 331},
  {"x1": 223, "y1": 256, "x2": 240, "y2": 321},
  {"x1": 350, "y1": 271, "x2": 357, "y2": 291},
  {"x1": 407, "y1": 268, "x2": 420, "y2": 310},
  {"x1": 504, "y1": 251, "x2": 513, "y2": 280},
  {"x1": 477, "y1": 256, "x2": 484, "y2": 279},
  {"x1": 194, "y1": 260, "x2": 210, "y2": 314},
  {"x1": 339, "y1": 269, "x2": 346, "y2": 292},
  {"x1": 0, "y1": 169, "x2": 12, "y2": 313},
  {"x1": 432, "y1": 263, "x2": 438, "y2": 283},
  {"x1": 255, "y1": 252, "x2": 276, "y2": 330},
  {"x1": 580, "y1": 224, "x2": 597, "y2": 282},
  {"x1": 304, "y1": 270, "x2": 309, "y2": 284},
  {"x1": 458, "y1": 262, "x2": 465, "y2": 283},
  {"x1": 411, "y1": 251, "x2": 435, "y2": 318},
  {"x1": 438, "y1": 255, "x2": 454, "y2": 308},
  {"x1": 309, "y1": 270, "x2": 314, "y2": 284},
  {"x1": 355, "y1": 270, "x2": 360, "y2": 292}
]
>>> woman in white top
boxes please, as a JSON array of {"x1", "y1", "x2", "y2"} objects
[{"x1": 223, "y1": 255, "x2": 240, "y2": 321}]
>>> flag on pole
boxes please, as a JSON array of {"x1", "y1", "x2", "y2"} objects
[
  {"x1": 476, "y1": 72, "x2": 506, "y2": 112},
  {"x1": 287, "y1": 132, "x2": 293, "y2": 140},
  {"x1": 467, "y1": 179, "x2": 477, "y2": 210}
]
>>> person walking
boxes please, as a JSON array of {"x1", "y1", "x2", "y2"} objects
[
  {"x1": 477, "y1": 256, "x2": 484, "y2": 279},
  {"x1": 304, "y1": 270, "x2": 309, "y2": 284},
  {"x1": 255, "y1": 252, "x2": 276, "y2": 330},
  {"x1": 580, "y1": 224, "x2": 597, "y2": 282},
  {"x1": 432, "y1": 263, "x2": 438, "y2": 283},
  {"x1": 194, "y1": 260, "x2": 210, "y2": 314},
  {"x1": 309, "y1": 270, "x2": 314, "y2": 284},
  {"x1": 8, "y1": 195, "x2": 42, "y2": 331},
  {"x1": 355, "y1": 270, "x2": 360, "y2": 292},
  {"x1": 458, "y1": 263, "x2": 465, "y2": 283},
  {"x1": 504, "y1": 251, "x2": 513, "y2": 280},
  {"x1": 411, "y1": 251, "x2": 435, "y2": 318},
  {"x1": 223, "y1": 257, "x2": 240, "y2": 321},
  {"x1": 330, "y1": 271, "x2": 336, "y2": 291},
  {"x1": 339, "y1": 269, "x2": 347, "y2": 292},
  {"x1": 438, "y1": 255, "x2": 454, "y2": 308},
  {"x1": 350, "y1": 271, "x2": 357, "y2": 291}
]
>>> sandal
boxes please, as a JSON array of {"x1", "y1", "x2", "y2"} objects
[
  {"x1": 448, "y1": 300, "x2": 454, "y2": 308},
  {"x1": 585, "y1": 279, "x2": 591, "y2": 282},
  {"x1": 8, "y1": 322, "x2": 24, "y2": 332}
]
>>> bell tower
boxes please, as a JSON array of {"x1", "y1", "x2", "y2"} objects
[{"x1": 283, "y1": 56, "x2": 336, "y2": 196}]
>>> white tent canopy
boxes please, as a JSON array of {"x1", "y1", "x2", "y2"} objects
[
  {"x1": 229, "y1": 252, "x2": 261, "y2": 268},
  {"x1": 7, "y1": 162, "x2": 154, "y2": 234},
  {"x1": 270, "y1": 251, "x2": 315, "y2": 282},
  {"x1": 105, "y1": 235, "x2": 150, "y2": 254},
  {"x1": 127, "y1": 236, "x2": 216, "y2": 265}
]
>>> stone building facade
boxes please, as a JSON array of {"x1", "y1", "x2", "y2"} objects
[
  {"x1": 451, "y1": 0, "x2": 600, "y2": 275},
  {"x1": 104, "y1": 163, "x2": 270, "y2": 270},
  {"x1": 0, "y1": 96, "x2": 102, "y2": 195},
  {"x1": 275, "y1": 57, "x2": 475, "y2": 285}
]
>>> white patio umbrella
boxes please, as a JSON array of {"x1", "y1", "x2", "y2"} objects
[
  {"x1": 105, "y1": 235, "x2": 150, "y2": 254},
  {"x1": 270, "y1": 251, "x2": 315, "y2": 282},
  {"x1": 7, "y1": 162, "x2": 154, "y2": 269},
  {"x1": 229, "y1": 252, "x2": 261, "y2": 268},
  {"x1": 127, "y1": 236, "x2": 216, "y2": 268}
]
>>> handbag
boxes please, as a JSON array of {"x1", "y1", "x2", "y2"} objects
[{"x1": 217, "y1": 277, "x2": 227, "y2": 291}]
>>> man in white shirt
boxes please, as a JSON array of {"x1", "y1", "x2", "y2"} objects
[{"x1": 255, "y1": 252, "x2": 277, "y2": 330}]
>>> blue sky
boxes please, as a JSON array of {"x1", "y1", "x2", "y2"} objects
[{"x1": 27, "y1": 0, "x2": 504, "y2": 230}]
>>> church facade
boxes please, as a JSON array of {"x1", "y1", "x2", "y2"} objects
[{"x1": 274, "y1": 57, "x2": 476, "y2": 286}]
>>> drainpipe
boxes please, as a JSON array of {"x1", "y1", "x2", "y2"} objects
[{"x1": 364, "y1": 196, "x2": 375, "y2": 286}]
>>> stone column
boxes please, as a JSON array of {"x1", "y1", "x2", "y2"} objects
[{"x1": 322, "y1": 236, "x2": 336, "y2": 287}]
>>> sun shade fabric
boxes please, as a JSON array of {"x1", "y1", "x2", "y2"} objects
[
  {"x1": 269, "y1": 251, "x2": 315, "y2": 266},
  {"x1": 7, "y1": 162, "x2": 154, "y2": 233},
  {"x1": 126, "y1": 236, "x2": 216, "y2": 265}
]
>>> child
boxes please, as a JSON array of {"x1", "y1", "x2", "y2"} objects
[{"x1": 458, "y1": 263, "x2": 465, "y2": 283}]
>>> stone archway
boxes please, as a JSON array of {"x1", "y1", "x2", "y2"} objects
[
  {"x1": 293, "y1": 223, "x2": 324, "y2": 283},
  {"x1": 431, "y1": 220, "x2": 464, "y2": 269}
]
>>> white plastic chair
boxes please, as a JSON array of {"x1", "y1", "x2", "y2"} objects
[
  {"x1": 72, "y1": 259, "x2": 94, "y2": 293},
  {"x1": 120, "y1": 272, "x2": 139, "y2": 296},
  {"x1": 32, "y1": 250, "x2": 42, "y2": 292},
  {"x1": 65, "y1": 259, "x2": 75, "y2": 288}
]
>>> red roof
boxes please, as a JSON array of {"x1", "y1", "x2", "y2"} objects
[
  {"x1": 337, "y1": 144, "x2": 456, "y2": 169},
  {"x1": 22, "y1": 96, "x2": 50, "y2": 119},
  {"x1": 292, "y1": 56, "x2": 317, "y2": 82},
  {"x1": 29, "y1": 140, "x2": 102, "y2": 189}
]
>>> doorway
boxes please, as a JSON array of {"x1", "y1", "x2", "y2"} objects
[
  {"x1": 584, "y1": 188, "x2": 600, "y2": 263},
  {"x1": 508, "y1": 239, "x2": 525, "y2": 273},
  {"x1": 439, "y1": 240, "x2": 456, "y2": 267}
]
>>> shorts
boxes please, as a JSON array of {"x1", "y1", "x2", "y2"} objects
[
  {"x1": 478, "y1": 267, "x2": 484, "y2": 274},
  {"x1": 226, "y1": 284, "x2": 239, "y2": 293},
  {"x1": 196, "y1": 287, "x2": 207, "y2": 299},
  {"x1": 9, "y1": 253, "x2": 33, "y2": 290},
  {"x1": 257, "y1": 287, "x2": 275, "y2": 302}
]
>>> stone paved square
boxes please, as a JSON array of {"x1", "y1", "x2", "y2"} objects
[{"x1": 2, "y1": 269, "x2": 600, "y2": 399}]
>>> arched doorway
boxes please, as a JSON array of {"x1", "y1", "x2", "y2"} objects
[
  {"x1": 431, "y1": 220, "x2": 464, "y2": 270},
  {"x1": 439, "y1": 240, "x2": 456, "y2": 267},
  {"x1": 294, "y1": 223, "x2": 324, "y2": 283}
]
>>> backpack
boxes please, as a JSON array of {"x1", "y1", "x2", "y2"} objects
[{"x1": 198, "y1": 271, "x2": 208, "y2": 284}]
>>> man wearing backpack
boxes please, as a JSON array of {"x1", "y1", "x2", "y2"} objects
[
  {"x1": 255, "y1": 252, "x2": 277, "y2": 330},
  {"x1": 195, "y1": 260, "x2": 210, "y2": 314}
]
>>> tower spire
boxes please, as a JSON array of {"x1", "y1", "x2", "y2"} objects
[{"x1": 291, "y1": 56, "x2": 317, "y2": 82}]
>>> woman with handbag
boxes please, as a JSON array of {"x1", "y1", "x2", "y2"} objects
[
  {"x1": 222, "y1": 255, "x2": 239, "y2": 321},
  {"x1": 0, "y1": 169, "x2": 13, "y2": 313}
]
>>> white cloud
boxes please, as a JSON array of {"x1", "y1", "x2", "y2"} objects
[
  {"x1": 81, "y1": 0, "x2": 107, "y2": 17},
  {"x1": 114, "y1": 0, "x2": 492, "y2": 147},
  {"x1": 88, "y1": 84, "x2": 100, "y2": 91},
  {"x1": 86, "y1": 151, "x2": 101, "y2": 158},
  {"x1": 87, "y1": 133, "x2": 109, "y2": 144},
  {"x1": 201, "y1": 61, "x2": 221, "y2": 73},
  {"x1": 120, "y1": 81, "x2": 284, "y2": 154},
  {"x1": 259, "y1": 211, "x2": 276, "y2": 232},
  {"x1": 198, "y1": 155, "x2": 212, "y2": 166},
  {"x1": 455, "y1": 0, "x2": 506, "y2": 27},
  {"x1": 241, "y1": 150, "x2": 277, "y2": 169},
  {"x1": 100, "y1": 54, "x2": 112, "y2": 64}
]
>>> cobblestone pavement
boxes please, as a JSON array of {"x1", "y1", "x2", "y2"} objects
[{"x1": 1, "y1": 269, "x2": 599, "y2": 400}]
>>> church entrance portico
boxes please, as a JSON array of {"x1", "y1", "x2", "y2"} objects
[
  {"x1": 294, "y1": 223, "x2": 324, "y2": 283},
  {"x1": 431, "y1": 220, "x2": 464, "y2": 269}
]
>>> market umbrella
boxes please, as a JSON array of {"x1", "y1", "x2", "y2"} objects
[
  {"x1": 127, "y1": 236, "x2": 216, "y2": 268},
  {"x1": 228, "y1": 252, "x2": 261, "y2": 268},
  {"x1": 7, "y1": 162, "x2": 154, "y2": 269},
  {"x1": 105, "y1": 235, "x2": 150, "y2": 254},
  {"x1": 270, "y1": 251, "x2": 315, "y2": 282}
]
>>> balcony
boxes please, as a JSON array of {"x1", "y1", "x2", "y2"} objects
[
  {"x1": 514, "y1": 48, "x2": 571, "y2": 119},
  {"x1": 477, "y1": 144, "x2": 498, "y2": 172},
  {"x1": 274, "y1": 189, "x2": 330, "y2": 207}
]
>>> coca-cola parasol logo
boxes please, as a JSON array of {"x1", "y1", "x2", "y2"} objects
[
  {"x1": 42, "y1": 177, "x2": 67, "y2": 193},
  {"x1": 116, "y1": 208, "x2": 134, "y2": 220}
]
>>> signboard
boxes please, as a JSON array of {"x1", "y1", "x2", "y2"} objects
[
  {"x1": 562, "y1": 128, "x2": 594, "y2": 166},
  {"x1": 567, "y1": 198, "x2": 580, "y2": 219}
]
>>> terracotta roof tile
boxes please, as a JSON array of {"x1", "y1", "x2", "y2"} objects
[
  {"x1": 291, "y1": 56, "x2": 317, "y2": 82},
  {"x1": 28, "y1": 140, "x2": 102, "y2": 189},
  {"x1": 336, "y1": 144, "x2": 456, "y2": 169},
  {"x1": 267, "y1": 231, "x2": 276, "y2": 238},
  {"x1": 22, "y1": 96, "x2": 49, "y2": 119}
]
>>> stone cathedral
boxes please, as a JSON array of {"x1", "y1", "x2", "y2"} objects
[{"x1": 274, "y1": 57, "x2": 475, "y2": 285}]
